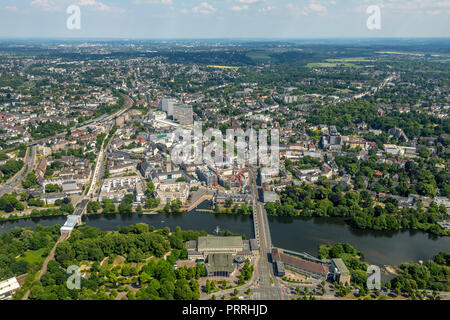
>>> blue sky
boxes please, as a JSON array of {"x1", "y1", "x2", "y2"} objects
[{"x1": 0, "y1": 0, "x2": 449, "y2": 38}]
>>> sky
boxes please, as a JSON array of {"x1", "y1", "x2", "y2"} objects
[{"x1": 0, "y1": 0, "x2": 449, "y2": 39}]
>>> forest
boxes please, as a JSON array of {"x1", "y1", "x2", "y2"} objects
[
  {"x1": 265, "y1": 184, "x2": 449, "y2": 235},
  {"x1": 5, "y1": 224, "x2": 219, "y2": 300}
]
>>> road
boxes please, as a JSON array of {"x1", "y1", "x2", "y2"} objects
[
  {"x1": 0, "y1": 146, "x2": 36, "y2": 196},
  {"x1": 248, "y1": 167, "x2": 284, "y2": 300},
  {"x1": 22, "y1": 233, "x2": 69, "y2": 300},
  {"x1": 73, "y1": 94, "x2": 133, "y2": 213},
  {"x1": 200, "y1": 168, "x2": 284, "y2": 300},
  {"x1": 27, "y1": 93, "x2": 133, "y2": 147},
  {"x1": 1, "y1": 92, "x2": 133, "y2": 198}
]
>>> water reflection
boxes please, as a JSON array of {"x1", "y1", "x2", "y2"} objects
[{"x1": 1, "y1": 210, "x2": 449, "y2": 266}]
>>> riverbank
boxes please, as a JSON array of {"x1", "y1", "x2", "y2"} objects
[
  {"x1": 0, "y1": 211, "x2": 68, "y2": 223},
  {"x1": 1, "y1": 210, "x2": 449, "y2": 266}
]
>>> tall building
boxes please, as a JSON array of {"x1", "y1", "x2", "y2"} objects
[
  {"x1": 159, "y1": 98, "x2": 178, "y2": 116},
  {"x1": 173, "y1": 104, "x2": 193, "y2": 125}
]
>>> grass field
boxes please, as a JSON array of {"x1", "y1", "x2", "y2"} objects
[
  {"x1": 376, "y1": 51, "x2": 430, "y2": 57},
  {"x1": 326, "y1": 57, "x2": 376, "y2": 62},
  {"x1": 246, "y1": 51, "x2": 272, "y2": 60},
  {"x1": 18, "y1": 248, "x2": 48, "y2": 265},
  {"x1": 206, "y1": 65, "x2": 240, "y2": 71}
]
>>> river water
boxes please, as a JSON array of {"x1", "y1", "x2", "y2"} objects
[{"x1": 1, "y1": 210, "x2": 449, "y2": 266}]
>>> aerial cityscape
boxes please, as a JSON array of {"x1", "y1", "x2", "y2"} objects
[{"x1": 0, "y1": 0, "x2": 448, "y2": 309}]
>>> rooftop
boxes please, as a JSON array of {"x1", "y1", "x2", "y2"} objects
[
  {"x1": 197, "y1": 236, "x2": 244, "y2": 251},
  {"x1": 331, "y1": 258, "x2": 350, "y2": 275},
  {"x1": 0, "y1": 277, "x2": 20, "y2": 297},
  {"x1": 206, "y1": 253, "x2": 236, "y2": 274},
  {"x1": 272, "y1": 248, "x2": 329, "y2": 277}
]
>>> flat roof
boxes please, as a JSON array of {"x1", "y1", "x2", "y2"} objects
[
  {"x1": 276, "y1": 260, "x2": 285, "y2": 273},
  {"x1": 249, "y1": 239, "x2": 259, "y2": 251},
  {"x1": 62, "y1": 182, "x2": 78, "y2": 191},
  {"x1": 185, "y1": 240, "x2": 197, "y2": 250},
  {"x1": 0, "y1": 277, "x2": 20, "y2": 296},
  {"x1": 206, "y1": 253, "x2": 236, "y2": 274},
  {"x1": 62, "y1": 215, "x2": 79, "y2": 229},
  {"x1": 272, "y1": 248, "x2": 329, "y2": 276},
  {"x1": 198, "y1": 236, "x2": 244, "y2": 251},
  {"x1": 331, "y1": 258, "x2": 350, "y2": 275}
]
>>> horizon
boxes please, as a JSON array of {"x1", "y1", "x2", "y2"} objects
[
  {"x1": 0, "y1": 37, "x2": 449, "y2": 41},
  {"x1": 1, "y1": 1, "x2": 449, "y2": 39}
]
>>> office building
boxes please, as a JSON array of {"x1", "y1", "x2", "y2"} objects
[{"x1": 173, "y1": 104, "x2": 194, "y2": 125}]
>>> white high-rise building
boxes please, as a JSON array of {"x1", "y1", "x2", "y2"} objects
[{"x1": 159, "y1": 98, "x2": 178, "y2": 116}]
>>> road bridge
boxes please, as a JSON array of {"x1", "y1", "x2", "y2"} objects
[{"x1": 249, "y1": 167, "x2": 284, "y2": 300}]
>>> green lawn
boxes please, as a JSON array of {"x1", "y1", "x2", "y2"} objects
[
  {"x1": 246, "y1": 51, "x2": 272, "y2": 60},
  {"x1": 326, "y1": 57, "x2": 375, "y2": 62},
  {"x1": 18, "y1": 248, "x2": 48, "y2": 265}
]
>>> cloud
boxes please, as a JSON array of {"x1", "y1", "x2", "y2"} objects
[
  {"x1": 296, "y1": 1, "x2": 329, "y2": 16},
  {"x1": 30, "y1": 0, "x2": 121, "y2": 13},
  {"x1": 258, "y1": 6, "x2": 275, "y2": 13},
  {"x1": 4, "y1": 6, "x2": 19, "y2": 12},
  {"x1": 31, "y1": 0, "x2": 61, "y2": 12},
  {"x1": 76, "y1": 0, "x2": 112, "y2": 12},
  {"x1": 231, "y1": 5, "x2": 249, "y2": 11},
  {"x1": 192, "y1": 2, "x2": 216, "y2": 14},
  {"x1": 356, "y1": 0, "x2": 450, "y2": 15},
  {"x1": 132, "y1": 0, "x2": 173, "y2": 5},
  {"x1": 237, "y1": 0, "x2": 264, "y2": 3}
]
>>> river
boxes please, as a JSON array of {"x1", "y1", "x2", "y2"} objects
[{"x1": 1, "y1": 210, "x2": 449, "y2": 266}]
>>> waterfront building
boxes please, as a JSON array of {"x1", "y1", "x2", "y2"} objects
[
  {"x1": 205, "y1": 253, "x2": 237, "y2": 277},
  {"x1": 330, "y1": 258, "x2": 351, "y2": 285},
  {"x1": 184, "y1": 236, "x2": 257, "y2": 278},
  {"x1": 60, "y1": 215, "x2": 81, "y2": 235},
  {"x1": 262, "y1": 191, "x2": 277, "y2": 203},
  {"x1": 275, "y1": 260, "x2": 286, "y2": 277},
  {"x1": 271, "y1": 248, "x2": 329, "y2": 280},
  {"x1": 214, "y1": 193, "x2": 253, "y2": 206},
  {"x1": 155, "y1": 181, "x2": 190, "y2": 205}
]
